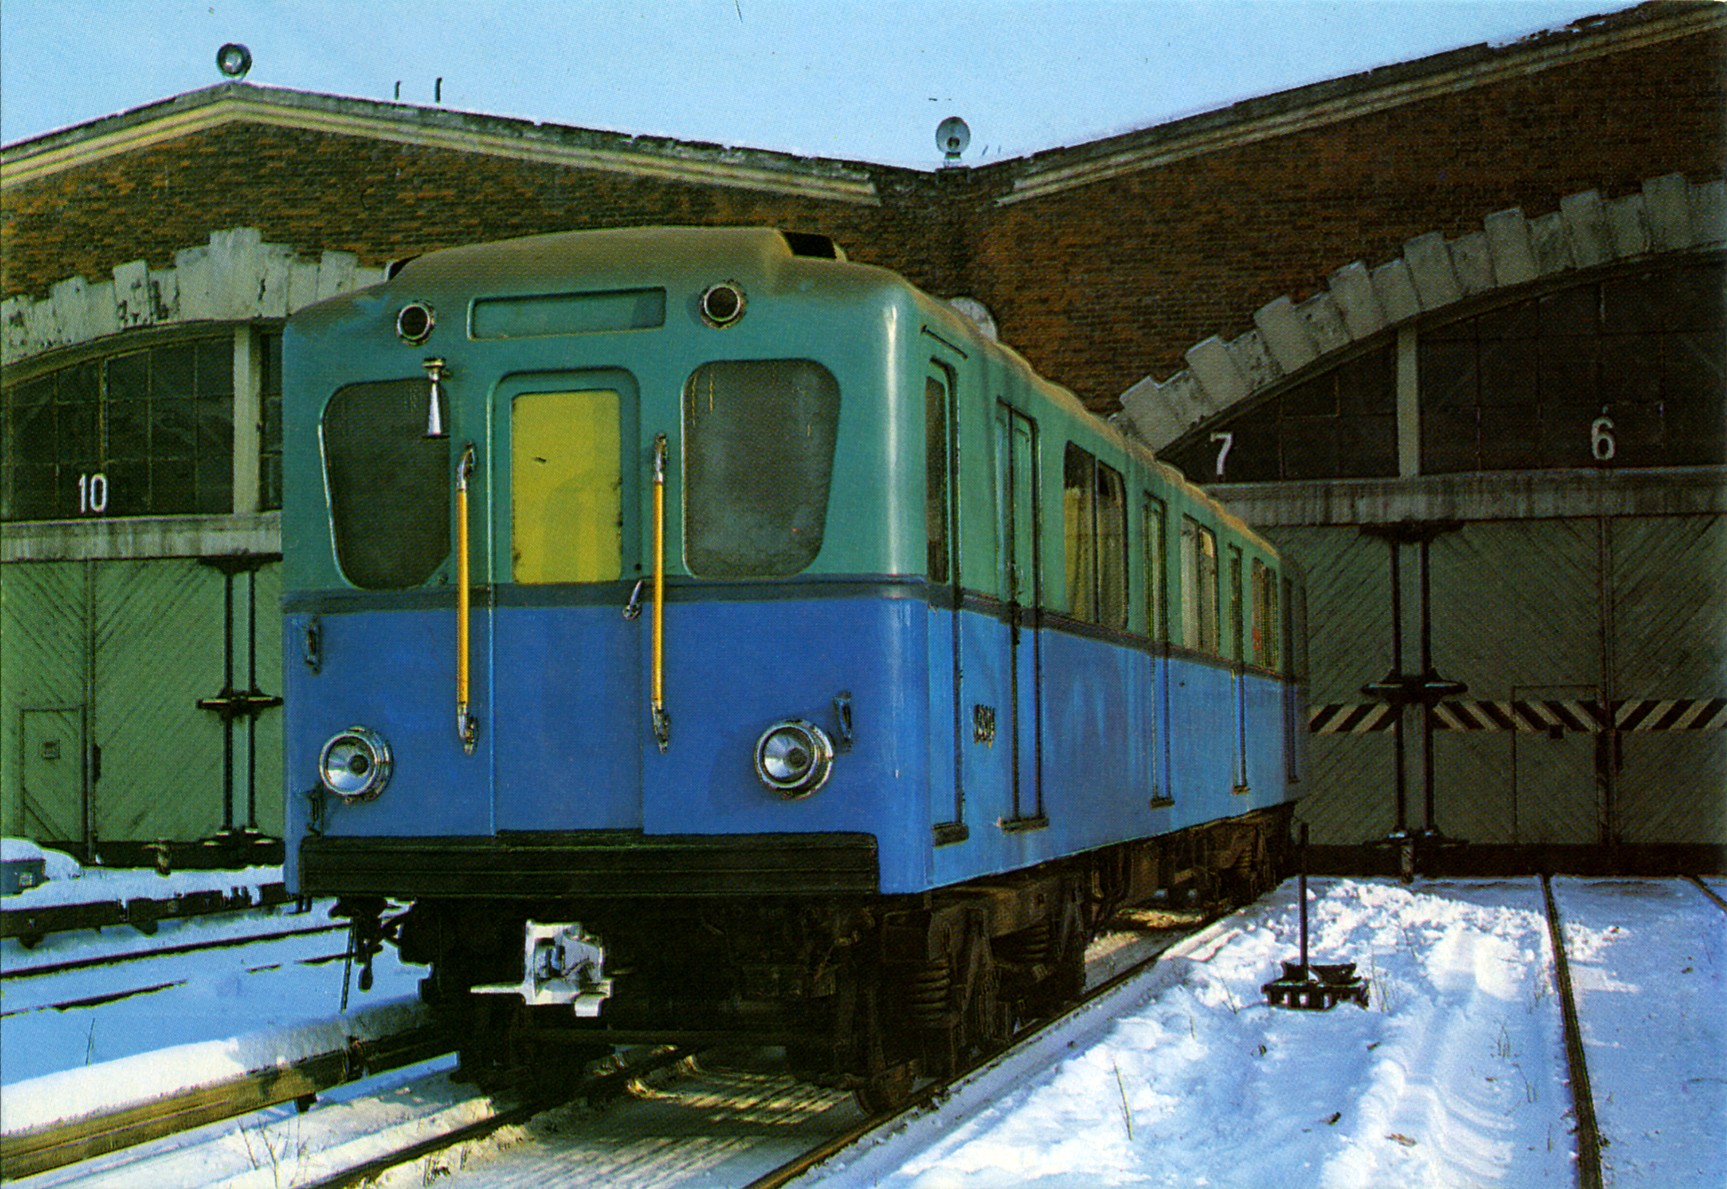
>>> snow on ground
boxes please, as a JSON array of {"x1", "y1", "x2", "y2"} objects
[
  {"x1": 1553, "y1": 877, "x2": 1726, "y2": 1188},
  {"x1": 0, "y1": 860, "x2": 425, "y2": 1125},
  {"x1": 818, "y1": 878, "x2": 1725, "y2": 1189}
]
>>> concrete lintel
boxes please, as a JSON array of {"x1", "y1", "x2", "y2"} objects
[
  {"x1": 1606, "y1": 194, "x2": 1651, "y2": 259},
  {"x1": 1450, "y1": 230, "x2": 1497, "y2": 296},
  {"x1": 1, "y1": 297, "x2": 26, "y2": 361},
  {"x1": 1327, "y1": 262, "x2": 1386, "y2": 339},
  {"x1": 259, "y1": 246, "x2": 297, "y2": 319},
  {"x1": 1253, "y1": 296, "x2": 1317, "y2": 373},
  {"x1": 314, "y1": 251, "x2": 359, "y2": 302},
  {"x1": 112, "y1": 259, "x2": 152, "y2": 329},
  {"x1": 1529, "y1": 211, "x2": 1574, "y2": 276},
  {"x1": 173, "y1": 245, "x2": 214, "y2": 321},
  {"x1": 49, "y1": 276, "x2": 92, "y2": 346},
  {"x1": 1209, "y1": 467, "x2": 1727, "y2": 527},
  {"x1": 1227, "y1": 328, "x2": 1280, "y2": 394},
  {"x1": 1691, "y1": 179, "x2": 1726, "y2": 246},
  {"x1": 149, "y1": 267, "x2": 181, "y2": 323},
  {"x1": 1483, "y1": 209, "x2": 1538, "y2": 287},
  {"x1": 1185, "y1": 336, "x2": 1250, "y2": 410},
  {"x1": 0, "y1": 512, "x2": 284, "y2": 564},
  {"x1": 1121, "y1": 369, "x2": 1206, "y2": 448},
  {"x1": 83, "y1": 278, "x2": 121, "y2": 342},
  {"x1": 1402, "y1": 232, "x2": 1463, "y2": 310},
  {"x1": 286, "y1": 259, "x2": 321, "y2": 312},
  {"x1": 207, "y1": 227, "x2": 267, "y2": 321},
  {"x1": 1370, "y1": 259, "x2": 1423, "y2": 322},
  {"x1": 1296, "y1": 291, "x2": 1351, "y2": 354},
  {"x1": 1642, "y1": 174, "x2": 1693, "y2": 251},
  {"x1": 1560, "y1": 190, "x2": 1612, "y2": 267}
]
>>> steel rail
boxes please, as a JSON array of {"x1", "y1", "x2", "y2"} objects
[
  {"x1": 0, "y1": 1024, "x2": 452, "y2": 1178},
  {"x1": 1, "y1": 920, "x2": 344, "y2": 981},
  {"x1": 302, "y1": 1044, "x2": 696, "y2": 1189},
  {"x1": 1540, "y1": 874, "x2": 1604, "y2": 1189},
  {"x1": 746, "y1": 917, "x2": 1210, "y2": 1189},
  {"x1": 1683, "y1": 874, "x2": 1727, "y2": 914},
  {"x1": 1, "y1": 947, "x2": 348, "y2": 1018},
  {"x1": 0, "y1": 882, "x2": 297, "y2": 945}
]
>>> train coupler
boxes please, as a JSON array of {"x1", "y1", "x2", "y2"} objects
[{"x1": 472, "y1": 921, "x2": 613, "y2": 1016}]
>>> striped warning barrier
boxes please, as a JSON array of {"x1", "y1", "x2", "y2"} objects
[{"x1": 1309, "y1": 697, "x2": 1727, "y2": 734}]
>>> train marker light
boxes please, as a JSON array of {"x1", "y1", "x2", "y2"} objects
[
  {"x1": 318, "y1": 726, "x2": 393, "y2": 802},
  {"x1": 755, "y1": 720, "x2": 835, "y2": 797},
  {"x1": 397, "y1": 301, "x2": 436, "y2": 345},
  {"x1": 699, "y1": 281, "x2": 746, "y2": 328}
]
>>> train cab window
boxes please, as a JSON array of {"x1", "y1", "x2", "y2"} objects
[
  {"x1": 1143, "y1": 494, "x2": 1167, "y2": 641},
  {"x1": 926, "y1": 370, "x2": 952, "y2": 584},
  {"x1": 683, "y1": 359, "x2": 840, "y2": 578},
  {"x1": 1180, "y1": 517, "x2": 1219, "y2": 653},
  {"x1": 511, "y1": 389, "x2": 622, "y2": 584},
  {"x1": 1251, "y1": 559, "x2": 1280, "y2": 670},
  {"x1": 322, "y1": 378, "x2": 451, "y2": 589},
  {"x1": 1062, "y1": 444, "x2": 1128, "y2": 628}
]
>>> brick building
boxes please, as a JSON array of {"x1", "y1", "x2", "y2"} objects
[{"x1": 3, "y1": 1, "x2": 1722, "y2": 868}]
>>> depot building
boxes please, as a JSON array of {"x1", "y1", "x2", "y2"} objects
[{"x1": 2, "y1": 2, "x2": 1721, "y2": 871}]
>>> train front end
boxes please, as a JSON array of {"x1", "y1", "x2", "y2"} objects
[{"x1": 281, "y1": 228, "x2": 934, "y2": 1050}]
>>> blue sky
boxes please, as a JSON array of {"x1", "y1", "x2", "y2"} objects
[{"x1": 1, "y1": 1, "x2": 1639, "y2": 168}]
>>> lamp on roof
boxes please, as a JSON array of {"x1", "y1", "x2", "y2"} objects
[{"x1": 216, "y1": 43, "x2": 252, "y2": 80}]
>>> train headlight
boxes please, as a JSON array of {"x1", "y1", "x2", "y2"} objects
[
  {"x1": 318, "y1": 726, "x2": 393, "y2": 802},
  {"x1": 754, "y1": 720, "x2": 835, "y2": 798}
]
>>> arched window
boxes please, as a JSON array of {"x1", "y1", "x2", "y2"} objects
[{"x1": 1161, "y1": 257, "x2": 1724, "y2": 482}]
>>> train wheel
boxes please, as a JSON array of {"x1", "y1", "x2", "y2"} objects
[{"x1": 854, "y1": 1061, "x2": 918, "y2": 1115}]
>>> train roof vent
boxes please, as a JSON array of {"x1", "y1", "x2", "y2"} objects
[{"x1": 781, "y1": 231, "x2": 845, "y2": 261}]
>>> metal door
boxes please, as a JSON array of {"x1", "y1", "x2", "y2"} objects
[
  {"x1": 20, "y1": 708, "x2": 84, "y2": 844},
  {"x1": 489, "y1": 372, "x2": 643, "y2": 830},
  {"x1": 1511, "y1": 683, "x2": 1601, "y2": 845}
]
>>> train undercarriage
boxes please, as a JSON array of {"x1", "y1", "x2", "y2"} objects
[{"x1": 336, "y1": 805, "x2": 1292, "y2": 1109}]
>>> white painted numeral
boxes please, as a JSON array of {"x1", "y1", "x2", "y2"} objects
[
  {"x1": 78, "y1": 472, "x2": 109, "y2": 515},
  {"x1": 1210, "y1": 432, "x2": 1235, "y2": 477},
  {"x1": 1590, "y1": 416, "x2": 1616, "y2": 462}
]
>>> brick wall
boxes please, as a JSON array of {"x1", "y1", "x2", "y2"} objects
[{"x1": 4, "y1": 16, "x2": 1721, "y2": 411}]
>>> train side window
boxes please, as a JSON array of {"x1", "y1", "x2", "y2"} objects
[
  {"x1": 322, "y1": 378, "x2": 450, "y2": 589},
  {"x1": 683, "y1": 359, "x2": 840, "y2": 578},
  {"x1": 1097, "y1": 461, "x2": 1127, "y2": 628},
  {"x1": 1143, "y1": 494, "x2": 1166, "y2": 641},
  {"x1": 1063, "y1": 445, "x2": 1097, "y2": 621},
  {"x1": 925, "y1": 368, "x2": 952, "y2": 584},
  {"x1": 1180, "y1": 517, "x2": 1219, "y2": 653},
  {"x1": 1228, "y1": 545, "x2": 1245, "y2": 662}
]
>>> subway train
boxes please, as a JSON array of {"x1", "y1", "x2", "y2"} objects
[{"x1": 281, "y1": 226, "x2": 1306, "y2": 1106}]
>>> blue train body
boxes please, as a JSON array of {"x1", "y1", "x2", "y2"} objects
[{"x1": 280, "y1": 226, "x2": 1305, "y2": 1098}]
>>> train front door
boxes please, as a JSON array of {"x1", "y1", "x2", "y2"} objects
[{"x1": 489, "y1": 371, "x2": 644, "y2": 831}]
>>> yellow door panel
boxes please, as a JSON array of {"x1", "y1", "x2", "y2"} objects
[{"x1": 512, "y1": 390, "x2": 622, "y2": 583}]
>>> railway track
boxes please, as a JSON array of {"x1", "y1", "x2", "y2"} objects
[
  {"x1": 0, "y1": 919, "x2": 345, "y2": 984},
  {"x1": 5, "y1": 908, "x2": 1208, "y2": 1187},
  {"x1": 0, "y1": 933, "x2": 354, "y2": 1016}
]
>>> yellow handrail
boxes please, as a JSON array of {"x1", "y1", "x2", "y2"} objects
[
  {"x1": 456, "y1": 443, "x2": 477, "y2": 754},
  {"x1": 651, "y1": 434, "x2": 670, "y2": 752}
]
